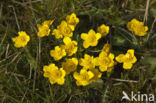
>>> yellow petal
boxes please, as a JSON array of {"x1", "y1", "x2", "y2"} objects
[
  {"x1": 127, "y1": 49, "x2": 134, "y2": 57},
  {"x1": 80, "y1": 69, "x2": 87, "y2": 74},
  {"x1": 63, "y1": 37, "x2": 71, "y2": 45},
  {"x1": 94, "y1": 57, "x2": 99, "y2": 66},
  {"x1": 81, "y1": 33, "x2": 88, "y2": 40},
  {"x1": 55, "y1": 46, "x2": 61, "y2": 51},
  {"x1": 60, "y1": 68, "x2": 66, "y2": 77},
  {"x1": 145, "y1": 26, "x2": 148, "y2": 31},
  {"x1": 49, "y1": 77, "x2": 56, "y2": 84},
  {"x1": 123, "y1": 63, "x2": 133, "y2": 69},
  {"x1": 132, "y1": 56, "x2": 137, "y2": 63},
  {"x1": 109, "y1": 53, "x2": 115, "y2": 60},
  {"x1": 49, "y1": 64, "x2": 58, "y2": 70},
  {"x1": 99, "y1": 51, "x2": 108, "y2": 57},
  {"x1": 96, "y1": 33, "x2": 101, "y2": 40},
  {"x1": 84, "y1": 54, "x2": 90, "y2": 59},
  {"x1": 88, "y1": 29, "x2": 95, "y2": 35},
  {"x1": 68, "y1": 25, "x2": 75, "y2": 31},
  {"x1": 57, "y1": 78, "x2": 65, "y2": 85},
  {"x1": 83, "y1": 41, "x2": 89, "y2": 48},
  {"x1": 115, "y1": 54, "x2": 125, "y2": 63},
  {"x1": 72, "y1": 58, "x2": 78, "y2": 65},
  {"x1": 88, "y1": 71, "x2": 94, "y2": 79},
  {"x1": 99, "y1": 66, "x2": 107, "y2": 72},
  {"x1": 91, "y1": 40, "x2": 98, "y2": 46},
  {"x1": 73, "y1": 72, "x2": 80, "y2": 80}
]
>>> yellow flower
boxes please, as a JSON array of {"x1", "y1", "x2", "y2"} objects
[
  {"x1": 66, "y1": 13, "x2": 79, "y2": 31},
  {"x1": 79, "y1": 54, "x2": 96, "y2": 69},
  {"x1": 43, "y1": 64, "x2": 66, "y2": 85},
  {"x1": 42, "y1": 20, "x2": 54, "y2": 27},
  {"x1": 127, "y1": 19, "x2": 139, "y2": 32},
  {"x1": 116, "y1": 49, "x2": 137, "y2": 69},
  {"x1": 81, "y1": 29, "x2": 101, "y2": 48},
  {"x1": 97, "y1": 51, "x2": 115, "y2": 72},
  {"x1": 127, "y1": 19, "x2": 148, "y2": 36},
  {"x1": 43, "y1": 64, "x2": 55, "y2": 78},
  {"x1": 37, "y1": 25, "x2": 51, "y2": 37},
  {"x1": 73, "y1": 69, "x2": 94, "y2": 86},
  {"x1": 62, "y1": 58, "x2": 78, "y2": 74},
  {"x1": 59, "y1": 21, "x2": 73, "y2": 37},
  {"x1": 50, "y1": 46, "x2": 66, "y2": 61},
  {"x1": 97, "y1": 24, "x2": 109, "y2": 36},
  {"x1": 102, "y1": 42, "x2": 111, "y2": 54},
  {"x1": 12, "y1": 31, "x2": 30, "y2": 48},
  {"x1": 61, "y1": 37, "x2": 77, "y2": 56},
  {"x1": 37, "y1": 20, "x2": 54, "y2": 37},
  {"x1": 89, "y1": 68, "x2": 102, "y2": 82},
  {"x1": 52, "y1": 29, "x2": 63, "y2": 39}
]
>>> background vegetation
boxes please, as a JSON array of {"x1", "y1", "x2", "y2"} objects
[{"x1": 0, "y1": 0, "x2": 156, "y2": 102}]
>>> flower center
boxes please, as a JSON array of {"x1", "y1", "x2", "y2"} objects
[
  {"x1": 20, "y1": 36, "x2": 26, "y2": 42},
  {"x1": 88, "y1": 35, "x2": 96, "y2": 43}
]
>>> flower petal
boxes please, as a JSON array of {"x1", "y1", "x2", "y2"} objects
[
  {"x1": 88, "y1": 71, "x2": 94, "y2": 79},
  {"x1": 83, "y1": 41, "x2": 90, "y2": 48},
  {"x1": 123, "y1": 63, "x2": 133, "y2": 69},
  {"x1": 127, "y1": 49, "x2": 134, "y2": 57},
  {"x1": 115, "y1": 54, "x2": 125, "y2": 63},
  {"x1": 81, "y1": 33, "x2": 88, "y2": 40},
  {"x1": 63, "y1": 37, "x2": 71, "y2": 45},
  {"x1": 99, "y1": 66, "x2": 107, "y2": 72},
  {"x1": 96, "y1": 33, "x2": 101, "y2": 40}
]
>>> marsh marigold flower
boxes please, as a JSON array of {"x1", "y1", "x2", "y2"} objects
[
  {"x1": 43, "y1": 64, "x2": 66, "y2": 85},
  {"x1": 102, "y1": 42, "x2": 111, "y2": 54},
  {"x1": 12, "y1": 31, "x2": 30, "y2": 48},
  {"x1": 97, "y1": 51, "x2": 115, "y2": 72},
  {"x1": 97, "y1": 24, "x2": 109, "y2": 36},
  {"x1": 81, "y1": 29, "x2": 101, "y2": 48},
  {"x1": 66, "y1": 13, "x2": 79, "y2": 31},
  {"x1": 61, "y1": 37, "x2": 77, "y2": 56},
  {"x1": 89, "y1": 68, "x2": 102, "y2": 82},
  {"x1": 73, "y1": 69, "x2": 94, "y2": 86},
  {"x1": 42, "y1": 20, "x2": 54, "y2": 27},
  {"x1": 79, "y1": 54, "x2": 97, "y2": 69},
  {"x1": 52, "y1": 29, "x2": 63, "y2": 39},
  {"x1": 127, "y1": 19, "x2": 148, "y2": 36},
  {"x1": 52, "y1": 21, "x2": 73, "y2": 38},
  {"x1": 116, "y1": 49, "x2": 137, "y2": 69},
  {"x1": 62, "y1": 58, "x2": 78, "y2": 74},
  {"x1": 37, "y1": 20, "x2": 54, "y2": 37},
  {"x1": 50, "y1": 46, "x2": 66, "y2": 61}
]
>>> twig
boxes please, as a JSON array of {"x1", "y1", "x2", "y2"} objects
[
  {"x1": 104, "y1": 77, "x2": 138, "y2": 83},
  {"x1": 144, "y1": 0, "x2": 150, "y2": 24},
  {"x1": 5, "y1": 72, "x2": 25, "y2": 78},
  {"x1": 5, "y1": 44, "x2": 10, "y2": 58},
  {"x1": 10, "y1": 48, "x2": 24, "y2": 63}
]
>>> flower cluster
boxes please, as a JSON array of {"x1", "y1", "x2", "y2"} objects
[
  {"x1": 127, "y1": 19, "x2": 148, "y2": 36},
  {"x1": 12, "y1": 13, "x2": 142, "y2": 87},
  {"x1": 52, "y1": 13, "x2": 79, "y2": 39},
  {"x1": 45, "y1": 13, "x2": 79, "y2": 85}
]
